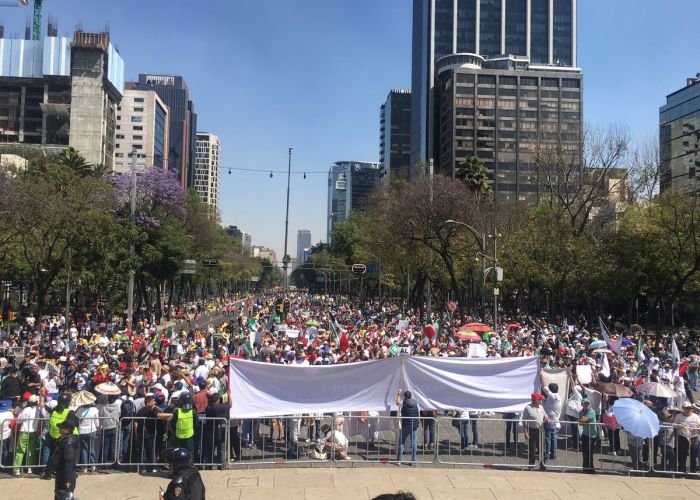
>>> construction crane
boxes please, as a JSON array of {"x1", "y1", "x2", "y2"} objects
[
  {"x1": 22, "y1": 0, "x2": 43, "y2": 41},
  {"x1": 0, "y1": 0, "x2": 43, "y2": 40}
]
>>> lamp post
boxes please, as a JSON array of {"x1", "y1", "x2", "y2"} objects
[
  {"x1": 126, "y1": 149, "x2": 137, "y2": 332},
  {"x1": 366, "y1": 251, "x2": 382, "y2": 306},
  {"x1": 282, "y1": 147, "x2": 292, "y2": 296},
  {"x1": 445, "y1": 220, "x2": 486, "y2": 319},
  {"x1": 489, "y1": 228, "x2": 501, "y2": 332}
]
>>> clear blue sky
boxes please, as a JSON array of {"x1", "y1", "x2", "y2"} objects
[{"x1": 2, "y1": 0, "x2": 698, "y2": 259}]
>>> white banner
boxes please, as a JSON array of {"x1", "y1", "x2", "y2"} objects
[
  {"x1": 228, "y1": 356, "x2": 538, "y2": 417},
  {"x1": 402, "y1": 356, "x2": 539, "y2": 413},
  {"x1": 228, "y1": 357, "x2": 401, "y2": 418}
]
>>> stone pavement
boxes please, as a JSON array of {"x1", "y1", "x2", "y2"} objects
[{"x1": 2, "y1": 468, "x2": 700, "y2": 500}]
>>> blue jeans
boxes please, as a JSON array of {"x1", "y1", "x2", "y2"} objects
[
  {"x1": 100, "y1": 428, "x2": 117, "y2": 464},
  {"x1": 689, "y1": 370, "x2": 698, "y2": 391},
  {"x1": 79, "y1": 433, "x2": 97, "y2": 465},
  {"x1": 1, "y1": 437, "x2": 9, "y2": 466},
  {"x1": 422, "y1": 419, "x2": 435, "y2": 446},
  {"x1": 120, "y1": 423, "x2": 132, "y2": 461},
  {"x1": 459, "y1": 418, "x2": 479, "y2": 448},
  {"x1": 397, "y1": 426, "x2": 417, "y2": 462},
  {"x1": 544, "y1": 422, "x2": 557, "y2": 460}
]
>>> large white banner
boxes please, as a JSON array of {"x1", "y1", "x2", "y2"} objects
[
  {"x1": 228, "y1": 357, "x2": 401, "y2": 418},
  {"x1": 402, "y1": 356, "x2": 539, "y2": 413},
  {"x1": 228, "y1": 356, "x2": 538, "y2": 417}
]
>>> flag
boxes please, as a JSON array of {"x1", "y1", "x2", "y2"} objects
[
  {"x1": 599, "y1": 317, "x2": 621, "y2": 353},
  {"x1": 329, "y1": 313, "x2": 344, "y2": 345},
  {"x1": 423, "y1": 324, "x2": 436, "y2": 342},
  {"x1": 339, "y1": 331, "x2": 349, "y2": 353},
  {"x1": 389, "y1": 343, "x2": 399, "y2": 356},
  {"x1": 672, "y1": 338, "x2": 681, "y2": 378},
  {"x1": 633, "y1": 335, "x2": 646, "y2": 385},
  {"x1": 600, "y1": 352, "x2": 611, "y2": 378}
]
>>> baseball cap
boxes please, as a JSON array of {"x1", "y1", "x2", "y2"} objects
[
  {"x1": 531, "y1": 392, "x2": 545, "y2": 400},
  {"x1": 682, "y1": 401, "x2": 693, "y2": 409},
  {"x1": 581, "y1": 398, "x2": 591, "y2": 405}
]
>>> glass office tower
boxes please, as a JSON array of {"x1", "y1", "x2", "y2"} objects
[{"x1": 411, "y1": 0, "x2": 577, "y2": 176}]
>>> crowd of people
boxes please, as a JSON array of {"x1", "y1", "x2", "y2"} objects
[{"x1": 0, "y1": 291, "x2": 698, "y2": 486}]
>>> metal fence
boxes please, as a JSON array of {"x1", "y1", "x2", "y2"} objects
[{"x1": 3, "y1": 412, "x2": 700, "y2": 476}]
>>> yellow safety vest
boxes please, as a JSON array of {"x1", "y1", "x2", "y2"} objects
[
  {"x1": 175, "y1": 408, "x2": 194, "y2": 439},
  {"x1": 49, "y1": 408, "x2": 78, "y2": 439}
]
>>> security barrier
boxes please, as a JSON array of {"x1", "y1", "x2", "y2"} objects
[
  {"x1": 0, "y1": 411, "x2": 694, "y2": 476},
  {"x1": 436, "y1": 416, "x2": 540, "y2": 468}
]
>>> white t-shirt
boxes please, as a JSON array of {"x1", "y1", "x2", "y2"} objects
[
  {"x1": 76, "y1": 406, "x2": 100, "y2": 434},
  {"x1": 18, "y1": 405, "x2": 41, "y2": 433},
  {"x1": 0, "y1": 410, "x2": 13, "y2": 440}
]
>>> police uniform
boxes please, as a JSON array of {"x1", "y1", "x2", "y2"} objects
[{"x1": 163, "y1": 464, "x2": 205, "y2": 499}]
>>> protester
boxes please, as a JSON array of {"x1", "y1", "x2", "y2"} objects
[
  {"x1": 520, "y1": 392, "x2": 547, "y2": 469},
  {"x1": 578, "y1": 398, "x2": 598, "y2": 473},
  {"x1": 396, "y1": 390, "x2": 419, "y2": 464}
]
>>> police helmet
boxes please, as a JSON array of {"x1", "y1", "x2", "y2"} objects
[
  {"x1": 179, "y1": 392, "x2": 192, "y2": 406},
  {"x1": 163, "y1": 447, "x2": 192, "y2": 468},
  {"x1": 58, "y1": 393, "x2": 71, "y2": 408}
]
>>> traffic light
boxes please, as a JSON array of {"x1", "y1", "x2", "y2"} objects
[{"x1": 283, "y1": 298, "x2": 291, "y2": 316}]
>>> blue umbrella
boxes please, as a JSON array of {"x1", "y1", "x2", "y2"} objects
[
  {"x1": 611, "y1": 397, "x2": 660, "y2": 439},
  {"x1": 589, "y1": 339, "x2": 607, "y2": 349}
]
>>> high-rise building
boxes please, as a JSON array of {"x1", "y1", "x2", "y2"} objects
[
  {"x1": 242, "y1": 233, "x2": 252, "y2": 254},
  {"x1": 113, "y1": 89, "x2": 169, "y2": 174},
  {"x1": 380, "y1": 89, "x2": 412, "y2": 180},
  {"x1": 296, "y1": 229, "x2": 312, "y2": 267},
  {"x1": 0, "y1": 31, "x2": 124, "y2": 164},
  {"x1": 327, "y1": 161, "x2": 383, "y2": 242},
  {"x1": 436, "y1": 55, "x2": 582, "y2": 204},
  {"x1": 411, "y1": 0, "x2": 578, "y2": 175},
  {"x1": 69, "y1": 32, "x2": 125, "y2": 170},
  {"x1": 660, "y1": 74, "x2": 700, "y2": 195},
  {"x1": 131, "y1": 74, "x2": 197, "y2": 188},
  {"x1": 194, "y1": 132, "x2": 221, "y2": 217}
]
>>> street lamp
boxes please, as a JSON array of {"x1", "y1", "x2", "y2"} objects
[
  {"x1": 282, "y1": 147, "x2": 293, "y2": 296},
  {"x1": 445, "y1": 220, "x2": 486, "y2": 320},
  {"x1": 366, "y1": 251, "x2": 382, "y2": 305}
]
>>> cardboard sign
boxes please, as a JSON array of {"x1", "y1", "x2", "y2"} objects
[
  {"x1": 468, "y1": 343, "x2": 488, "y2": 358},
  {"x1": 576, "y1": 364, "x2": 592, "y2": 385}
]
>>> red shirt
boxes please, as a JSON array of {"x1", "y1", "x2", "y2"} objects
[{"x1": 192, "y1": 390, "x2": 209, "y2": 414}]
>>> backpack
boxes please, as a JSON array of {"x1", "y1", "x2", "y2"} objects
[{"x1": 120, "y1": 399, "x2": 136, "y2": 423}]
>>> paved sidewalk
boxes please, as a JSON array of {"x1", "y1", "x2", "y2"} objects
[{"x1": 2, "y1": 468, "x2": 700, "y2": 500}]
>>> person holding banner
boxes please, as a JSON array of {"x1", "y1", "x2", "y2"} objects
[{"x1": 395, "y1": 390, "x2": 419, "y2": 465}]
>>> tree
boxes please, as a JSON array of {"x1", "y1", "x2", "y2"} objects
[
  {"x1": 0, "y1": 162, "x2": 117, "y2": 318},
  {"x1": 56, "y1": 147, "x2": 93, "y2": 177},
  {"x1": 456, "y1": 157, "x2": 492, "y2": 197}
]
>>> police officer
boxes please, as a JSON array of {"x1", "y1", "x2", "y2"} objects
[
  {"x1": 160, "y1": 448, "x2": 205, "y2": 500},
  {"x1": 43, "y1": 392, "x2": 78, "y2": 479},
  {"x1": 161, "y1": 392, "x2": 198, "y2": 453},
  {"x1": 50, "y1": 420, "x2": 79, "y2": 500}
]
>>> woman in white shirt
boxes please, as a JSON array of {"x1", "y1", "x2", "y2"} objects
[{"x1": 76, "y1": 403, "x2": 100, "y2": 470}]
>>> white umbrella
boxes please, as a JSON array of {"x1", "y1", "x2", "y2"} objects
[
  {"x1": 94, "y1": 382, "x2": 122, "y2": 396},
  {"x1": 612, "y1": 398, "x2": 660, "y2": 439},
  {"x1": 639, "y1": 382, "x2": 677, "y2": 398}
]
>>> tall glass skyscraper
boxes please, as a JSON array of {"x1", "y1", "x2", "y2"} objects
[{"x1": 411, "y1": 0, "x2": 578, "y2": 174}]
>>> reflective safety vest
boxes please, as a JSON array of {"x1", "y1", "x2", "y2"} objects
[
  {"x1": 175, "y1": 408, "x2": 194, "y2": 439},
  {"x1": 49, "y1": 408, "x2": 78, "y2": 439}
]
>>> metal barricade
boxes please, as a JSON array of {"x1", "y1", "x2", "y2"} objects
[
  {"x1": 652, "y1": 424, "x2": 700, "y2": 478},
  {"x1": 193, "y1": 416, "x2": 229, "y2": 468},
  {"x1": 325, "y1": 413, "x2": 436, "y2": 465},
  {"x1": 0, "y1": 416, "x2": 51, "y2": 475},
  {"x1": 436, "y1": 415, "x2": 540, "y2": 469},
  {"x1": 536, "y1": 421, "x2": 644, "y2": 475},
  {"x1": 118, "y1": 416, "x2": 170, "y2": 470},
  {"x1": 76, "y1": 416, "x2": 121, "y2": 469},
  {"x1": 230, "y1": 415, "x2": 336, "y2": 466}
]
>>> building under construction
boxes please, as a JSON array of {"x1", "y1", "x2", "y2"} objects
[{"x1": 0, "y1": 27, "x2": 124, "y2": 167}]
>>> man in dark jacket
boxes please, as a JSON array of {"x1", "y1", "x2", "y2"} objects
[
  {"x1": 395, "y1": 389, "x2": 419, "y2": 464},
  {"x1": 50, "y1": 420, "x2": 79, "y2": 500}
]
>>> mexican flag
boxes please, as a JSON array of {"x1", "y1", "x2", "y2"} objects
[{"x1": 329, "y1": 313, "x2": 349, "y2": 353}]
